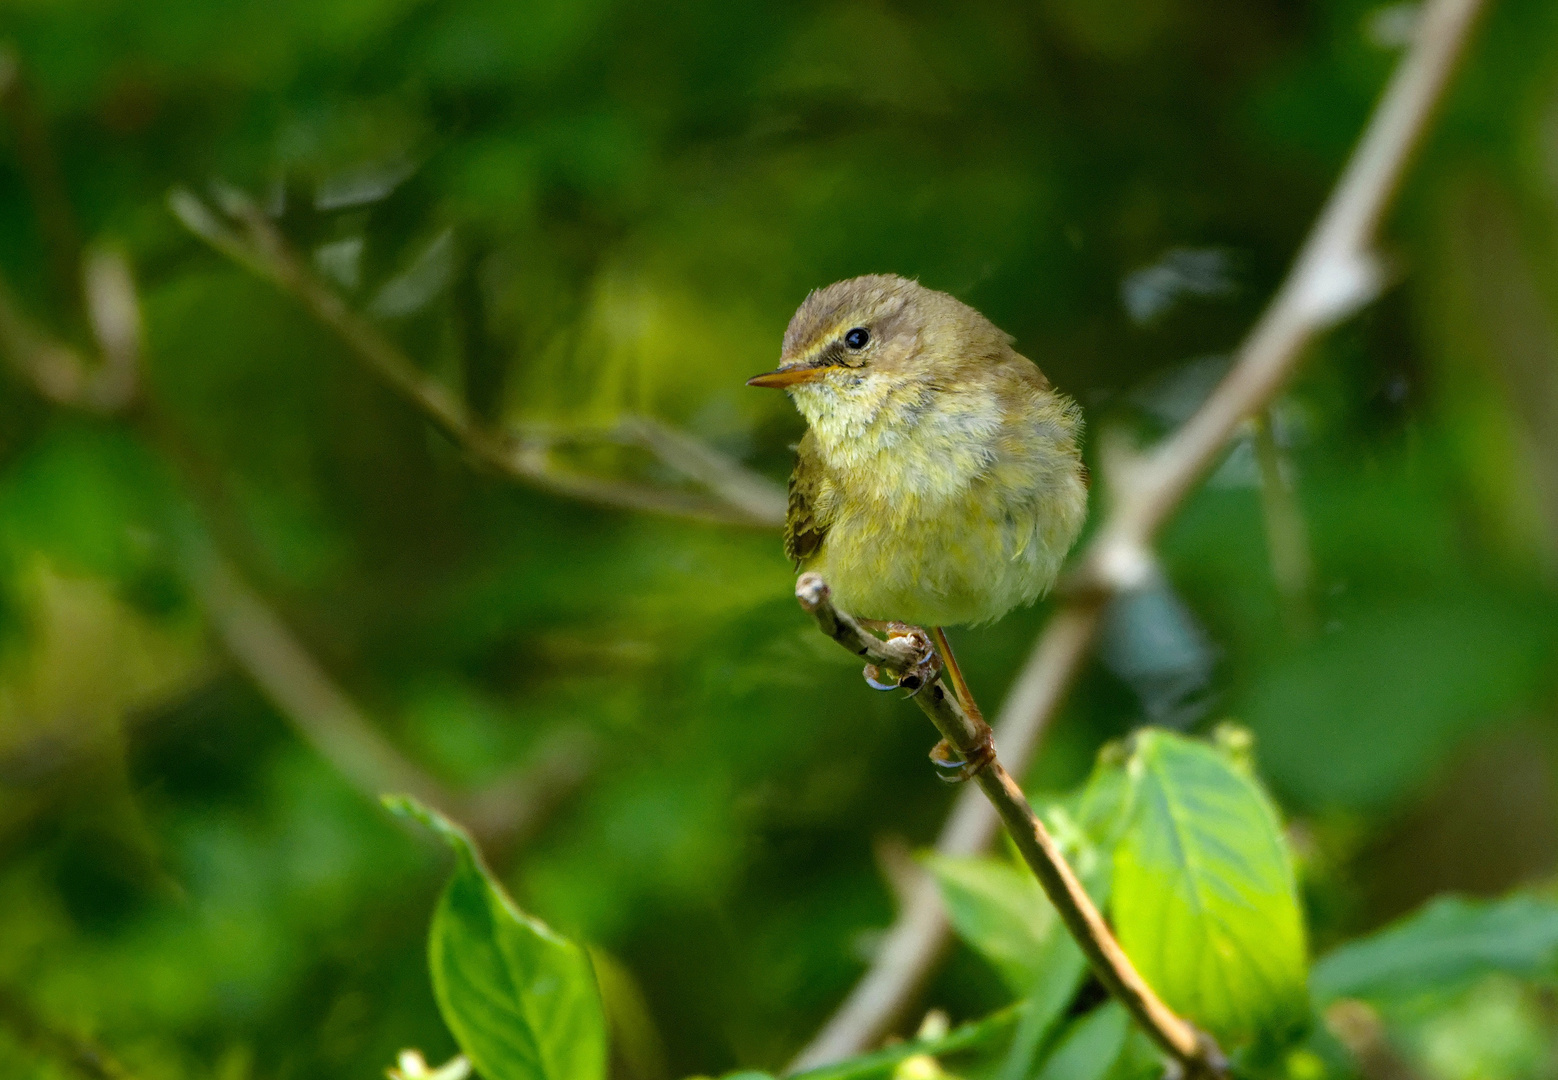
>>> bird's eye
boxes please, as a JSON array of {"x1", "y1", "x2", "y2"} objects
[{"x1": 844, "y1": 327, "x2": 870, "y2": 349}]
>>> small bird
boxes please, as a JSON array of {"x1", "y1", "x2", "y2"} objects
[{"x1": 748, "y1": 275, "x2": 1088, "y2": 740}]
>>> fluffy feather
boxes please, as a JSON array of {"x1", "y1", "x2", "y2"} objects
[{"x1": 771, "y1": 275, "x2": 1087, "y2": 627}]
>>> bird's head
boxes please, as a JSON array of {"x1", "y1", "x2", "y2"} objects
[{"x1": 747, "y1": 274, "x2": 1013, "y2": 429}]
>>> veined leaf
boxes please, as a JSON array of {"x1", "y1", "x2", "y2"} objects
[
  {"x1": 1312, "y1": 894, "x2": 1558, "y2": 1006},
  {"x1": 386, "y1": 795, "x2": 608, "y2": 1080},
  {"x1": 1111, "y1": 729, "x2": 1308, "y2": 1043}
]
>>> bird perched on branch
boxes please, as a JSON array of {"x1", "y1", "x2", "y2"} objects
[{"x1": 748, "y1": 275, "x2": 1088, "y2": 767}]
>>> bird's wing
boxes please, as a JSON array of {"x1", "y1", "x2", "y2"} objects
[{"x1": 783, "y1": 431, "x2": 830, "y2": 567}]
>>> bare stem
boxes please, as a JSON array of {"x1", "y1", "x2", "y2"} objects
[
  {"x1": 796, "y1": 576, "x2": 1225, "y2": 1079},
  {"x1": 788, "y1": 601, "x2": 1104, "y2": 1069},
  {"x1": 167, "y1": 186, "x2": 785, "y2": 528},
  {"x1": 791, "y1": 0, "x2": 1489, "y2": 1064}
]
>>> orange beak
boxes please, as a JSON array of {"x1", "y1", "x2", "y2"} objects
[{"x1": 746, "y1": 366, "x2": 829, "y2": 389}]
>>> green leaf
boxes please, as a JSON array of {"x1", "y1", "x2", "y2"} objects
[
  {"x1": 1311, "y1": 894, "x2": 1558, "y2": 1006},
  {"x1": 998, "y1": 929, "x2": 1090, "y2": 1080},
  {"x1": 1111, "y1": 729, "x2": 1308, "y2": 1043},
  {"x1": 1070, "y1": 745, "x2": 1136, "y2": 850},
  {"x1": 923, "y1": 853, "x2": 1057, "y2": 993},
  {"x1": 1031, "y1": 1003, "x2": 1129, "y2": 1080},
  {"x1": 386, "y1": 795, "x2": 607, "y2": 1080},
  {"x1": 926, "y1": 820, "x2": 1104, "y2": 1080},
  {"x1": 791, "y1": 1004, "x2": 1021, "y2": 1080}
]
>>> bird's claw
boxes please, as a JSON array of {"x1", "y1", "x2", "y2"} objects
[
  {"x1": 929, "y1": 728, "x2": 996, "y2": 784},
  {"x1": 899, "y1": 645, "x2": 941, "y2": 698},
  {"x1": 863, "y1": 664, "x2": 901, "y2": 691},
  {"x1": 860, "y1": 625, "x2": 940, "y2": 696}
]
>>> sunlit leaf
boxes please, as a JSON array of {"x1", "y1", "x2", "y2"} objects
[
  {"x1": 1312, "y1": 895, "x2": 1558, "y2": 1006},
  {"x1": 1111, "y1": 729, "x2": 1308, "y2": 1042},
  {"x1": 386, "y1": 795, "x2": 607, "y2": 1080},
  {"x1": 1070, "y1": 744, "x2": 1136, "y2": 850}
]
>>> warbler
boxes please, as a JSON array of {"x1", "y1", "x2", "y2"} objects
[{"x1": 748, "y1": 274, "x2": 1088, "y2": 706}]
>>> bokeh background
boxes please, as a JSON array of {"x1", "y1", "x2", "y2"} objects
[{"x1": 2, "y1": 0, "x2": 1557, "y2": 1077}]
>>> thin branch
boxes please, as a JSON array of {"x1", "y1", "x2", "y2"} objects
[
  {"x1": 167, "y1": 186, "x2": 786, "y2": 528},
  {"x1": 1324, "y1": 1001, "x2": 1425, "y2": 1080},
  {"x1": 0, "y1": 985, "x2": 134, "y2": 1080},
  {"x1": 187, "y1": 551, "x2": 591, "y2": 851},
  {"x1": 790, "y1": 0, "x2": 1488, "y2": 1064},
  {"x1": 793, "y1": 1002, "x2": 1022, "y2": 1080},
  {"x1": 0, "y1": 248, "x2": 141, "y2": 412},
  {"x1": 1080, "y1": 0, "x2": 1486, "y2": 584},
  {"x1": 789, "y1": 601, "x2": 1104, "y2": 1070},
  {"x1": 0, "y1": 255, "x2": 590, "y2": 855},
  {"x1": 80, "y1": 247, "x2": 142, "y2": 413},
  {"x1": 616, "y1": 414, "x2": 787, "y2": 524},
  {"x1": 795, "y1": 575, "x2": 1226, "y2": 1079}
]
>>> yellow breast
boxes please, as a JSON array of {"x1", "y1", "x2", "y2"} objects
[{"x1": 794, "y1": 367, "x2": 1087, "y2": 627}]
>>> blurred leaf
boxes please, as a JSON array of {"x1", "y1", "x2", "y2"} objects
[
  {"x1": 923, "y1": 853, "x2": 1055, "y2": 994},
  {"x1": 1031, "y1": 1003, "x2": 1129, "y2": 1080},
  {"x1": 791, "y1": 1006, "x2": 1020, "y2": 1080},
  {"x1": 998, "y1": 937, "x2": 1090, "y2": 1080},
  {"x1": 1242, "y1": 592, "x2": 1556, "y2": 811},
  {"x1": 1411, "y1": 976, "x2": 1552, "y2": 1080},
  {"x1": 1112, "y1": 729, "x2": 1308, "y2": 1043},
  {"x1": 385, "y1": 796, "x2": 607, "y2": 1080},
  {"x1": 927, "y1": 819, "x2": 1102, "y2": 1080},
  {"x1": 1071, "y1": 744, "x2": 1136, "y2": 850},
  {"x1": 1311, "y1": 895, "x2": 1558, "y2": 1007}
]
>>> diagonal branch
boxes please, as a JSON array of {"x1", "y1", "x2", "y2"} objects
[
  {"x1": 0, "y1": 985, "x2": 134, "y2": 1080},
  {"x1": 789, "y1": 0, "x2": 1489, "y2": 1065},
  {"x1": 796, "y1": 575, "x2": 1226, "y2": 1079},
  {"x1": 187, "y1": 549, "x2": 592, "y2": 851},
  {"x1": 790, "y1": 601, "x2": 1104, "y2": 1069},
  {"x1": 167, "y1": 186, "x2": 786, "y2": 528},
  {"x1": 0, "y1": 255, "x2": 590, "y2": 854}
]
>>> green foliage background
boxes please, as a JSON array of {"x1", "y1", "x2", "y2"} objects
[{"x1": 2, "y1": 0, "x2": 1557, "y2": 1077}]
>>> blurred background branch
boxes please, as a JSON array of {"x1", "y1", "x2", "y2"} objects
[
  {"x1": 0, "y1": 986, "x2": 135, "y2": 1080},
  {"x1": 0, "y1": 221, "x2": 591, "y2": 854},
  {"x1": 790, "y1": 0, "x2": 1489, "y2": 1064},
  {"x1": 169, "y1": 186, "x2": 786, "y2": 528},
  {"x1": 187, "y1": 549, "x2": 593, "y2": 852}
]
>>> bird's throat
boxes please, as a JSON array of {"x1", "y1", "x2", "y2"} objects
[{"x1": 794, "y1": 377, "x2": 1003, "y2": 501}]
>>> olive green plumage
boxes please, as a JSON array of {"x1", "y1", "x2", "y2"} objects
[{"x1": 752, "y1": 274, "x2": 1088, "y2": 628}]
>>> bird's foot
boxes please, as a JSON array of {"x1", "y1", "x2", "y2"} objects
[
  {"x1": 929, "y1": 726, "x2": 996, "y2": 784},
  {"x1": 861, "y1": 624, "x2": 939, "y2": 696}
]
